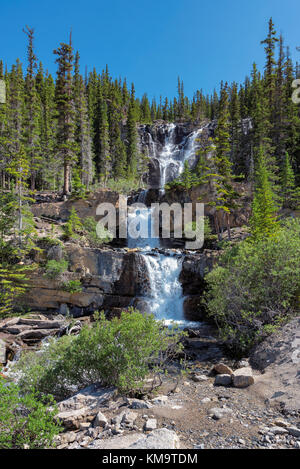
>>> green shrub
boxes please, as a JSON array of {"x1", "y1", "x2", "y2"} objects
[
  {"x1": 204, "y1": 219, "x2": 300, "y2": 355},
  {"x1": 106, "y1": 177, "x2": 141, "y2": 194},
  {"x1": 0, "y1": 378, "x2": 61, "y2": 449},
  {"x1": 61, "y1": 279, "x2": 82, "y2": 293},
  {"x1": 63, "y1": 207, "x2": 83, "y2": 240},
  {"x1": 184, "y1": 216, "x2": 217, "y2": 247},
  {"x1": 71, "y1": 169, "x2": 87, "y2": 200},
  {"x1": 44, "y1": 259, "x2": 68, "y2": 279},
  {"x1": 16, "y1": 309, "x2": 186, "y2": 399},
  {"x1": 37, "y1": 236, "x2": 63, "y2": 250},
  {"x1": 82, "y1": 216, "x2": 113, "y2": 246}
]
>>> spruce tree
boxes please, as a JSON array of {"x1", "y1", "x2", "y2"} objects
[
  {"x1": 23, "y1": 26, "x2": 41, "y2": 190},
  {"x1": 53, "y1": 33, "x2": 77, "y2": 194},
  {"x1": 281, "y1": 152, "x2": 300, "y2": 209},
  {"x1": 126, "y1": 84, "x2": 138, "y2": 178},
  {"x1": 250, "y1": 146, "x2": 278, "y2": 240}
]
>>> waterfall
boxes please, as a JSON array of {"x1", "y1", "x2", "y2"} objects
[
  {"x1": 157, "y1": 124, "x2": 202, "y2": 190},
  {"x1": 178, "y1": 128, "x2": 202, "y2": 176},
  {"x1": 159, "y1": 123, "x2": 177, "y2": 189},
  {"x1": 141, "y1": 253, "x2": 185, "y2": 326},
  {"x1": 129, "y1": 123, "x2": 204, "y2": 326}
]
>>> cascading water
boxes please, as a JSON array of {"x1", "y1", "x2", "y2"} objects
[
  {"x1": 129, "y1": 123, "x2": 203, "y2": 326},
  {"x1": 141, "y1": 253, "x2": 186, "y2": 326},
  {"x1": 154, "y1": 124, "x2": 202, "y2": 190}
]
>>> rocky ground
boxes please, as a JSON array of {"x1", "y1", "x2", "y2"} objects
[
  {"x1": 1, "y1": 314, "x2": 299, "y2": 450},
  {"x1": 50, "y1": 360, "x2": 300, "y2": 450}
]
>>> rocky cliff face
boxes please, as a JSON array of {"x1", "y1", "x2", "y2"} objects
[
  {"x1": 23, "y1": 245, "x2": 151, "y2": 318},
  {"x1": 22, "y1": 241, "x2": 218, "y2": 322},
  {"x1": 138, "y1": 118, "x2": 253, "y2": 191}
]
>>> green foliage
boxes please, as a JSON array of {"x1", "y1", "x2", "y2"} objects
[
  {"x1": 280, "y1": 152, "x2": 300, "y2": 209},
  {"x1": 37, "y1": 236, "x2": 63, "y2": 250},
  {"x1": 16, "y1": 309, "x2": 186, "y2": 399},
  {"x1": 184, "y1": 216, "x2": 216, "y2": 245},
  {"x1": 0, "y1": 265, "x2": 30, "y2": 318},
  {"x1": 82, "y1": 216, "x2": 113, "y2": 246},
  {"x1": 204, "y1": 219, "x2": 300, "y2": 354},
  {"x1": 61, "y1": 279, "x2": 82, "y2": 293},
  {"x1": 106, "y1": 177, "x2": 142, "y2": 194},
  {"x1": 44, "y1": 259, "x2": 68, "y2": 279},
  {"x1": 0, "y1": 378, "x2": 61, "y2": 449},
  {"x1": 71, "y1": 168, "x2": 87, "y2": 199},
  {"x1": 63, "y1": 207, "x2": 83, "y2": 239},
  {"x1": 165, "y1": 161, "x2": 198, "y2": 191},
  {"x1": 250, "y1": 146, "x2": 279, "y2": 240}
]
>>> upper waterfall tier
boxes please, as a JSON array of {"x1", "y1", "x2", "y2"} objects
[{"x1": 138, "y1": 121, "x2": 212, "y2": 189}]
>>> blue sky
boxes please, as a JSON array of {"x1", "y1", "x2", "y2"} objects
[{"x1": 0, "y1": 0, "x2": 299, "y2": 100}]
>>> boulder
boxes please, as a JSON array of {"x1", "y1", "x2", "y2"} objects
[
  {"x1": 121, "y1": 411, "x2": 138, "y2": 427},
  {"x1": 88, "y1": 432, "x2": 146, "y2": 449},
  {"x1": 144, "y1": 418, "x2": 157, "y2": 431},
  {"x1": 129, "y1": 428, "x2": 180, "y2": 449},
  {"x1": 130, "y1": 399, "x2": 152, "y2": 409},
  {"x1": 56, "y1": 406, "x2": 96, "y2": 429},
  {"x1": 214, "y1": 374, "x2": 232, "y2": 386},
  {"x1": 94, "y1": 411, "x2": 108, "y2": 428},
  {"x1": 232, "y1": 367, "x2": 254, "y2": 388},
  {"x1": 57, "y1": 384, "x2": 116, "y2": 429},
  {"x1": 213, "y1": 363, "x2": 234, "y2": 375}
]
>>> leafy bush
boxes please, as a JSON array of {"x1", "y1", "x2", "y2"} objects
[
  {"x1": 204, "y1": 219, "x2": 300, "y2": 354},
  {"x1": 16, "y1": 309, "x2": 186, "y2": 399},
  {"x1": 0, "y1": 378, "x2": 61, "y2": 449},
  {"x1": 61, "y1": 279, "x2": 82, "y2": 293},
  {"x1": 44, "y1": 259, "x2": 68, "y2": 279}
]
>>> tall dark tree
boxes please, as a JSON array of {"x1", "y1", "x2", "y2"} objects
[{"x1": 53, "y1": 33, "x2": 77, "y2": 194}]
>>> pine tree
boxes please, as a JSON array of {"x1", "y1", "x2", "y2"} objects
[
  {"x1": 73, "y1": 53, "x2": 94, "y2": 187},
  {"x1": 23, "y1": 26, "x2": 41, "y2": 190},
  {"x1": 250, "y1": 146, "x2": 278, "y2": 240},
  {"x1": 259, "y1": 18, "x2": 279, "y2": 182},
  {"x1": 281, "y1": 152, "x2": 300, "y2": 209},
  {"x1": 229, "y1": 82, "x2": 241, "y2": 173},
  {"x1": 53, "y1": 33, "x2": 77, "y2": 194},
  {"x1": 98, "y1": 96, "x2": 111, "y2": 184},
  {"x1": 126, "y1": 84, "x2": 138, "y2": 178},
  {"x1": 212, "y1": 83, "x2": 237, "y2": 239}
]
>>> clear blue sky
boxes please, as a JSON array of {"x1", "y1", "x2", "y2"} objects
[{"x1": 1, "y1": 0, "x2": 299, "y2": 100}]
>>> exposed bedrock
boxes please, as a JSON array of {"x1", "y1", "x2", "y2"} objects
[
  {"x1": 22, "y1": 242, "x2": 218, "y2": 321},
  {"x1": 180, "y1": 250, "x2": 220, "y2": 322},
  {"x1": 22, "y1": 246, "x2": 151, "y2": 316}
]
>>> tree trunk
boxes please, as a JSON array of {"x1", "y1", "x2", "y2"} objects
[{"x1": 63, "y1": 160, "x2": 70, "y2": 195}]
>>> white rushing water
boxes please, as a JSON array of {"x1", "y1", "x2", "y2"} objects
[
  {"x1": 153, "y1": 124, "x2": 202, "y2": 190},
  {"x1": 127, "y1": 124, "x2": 203, "y2": 326},
  {"x1": 127, "y1": 192, "x2": 187, "y2": 325},
  {"x1": 141, "y1": 253, "x2": 187, "y2": 326}
]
